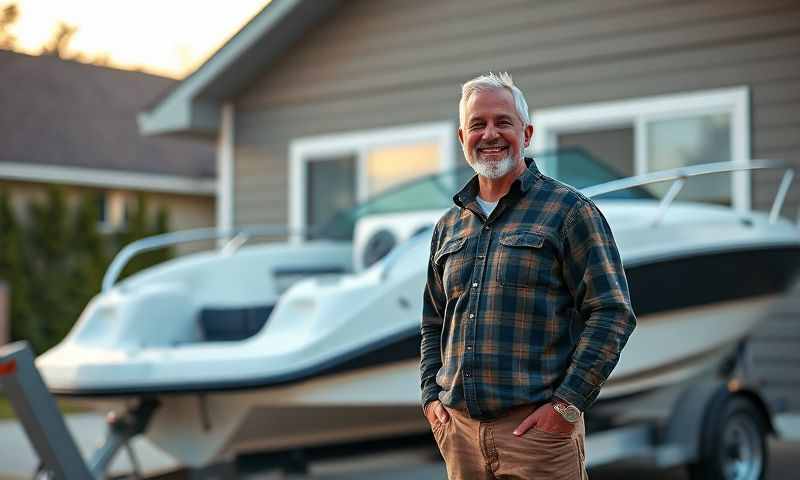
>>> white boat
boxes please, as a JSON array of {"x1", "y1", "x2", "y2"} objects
[{"x1": 36, "y1": 150, "x2": 800, "y2": 468}]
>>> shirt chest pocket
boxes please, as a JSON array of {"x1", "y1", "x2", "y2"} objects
[
  {"x1": 434, "y1": 236, "x2": 470, "y2": 297},
  {"x1": 496, "y1": 231, "x2": 548, "y2": 288}
]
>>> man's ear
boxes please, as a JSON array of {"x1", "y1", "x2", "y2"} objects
[
  {"x1": 458, "y1": 127, "x2": 465, "y2": 147},
  {"x1": 524, "y1": 124, "x2": 534, "y2": 147}
]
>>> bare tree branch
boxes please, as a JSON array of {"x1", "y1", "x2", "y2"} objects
[
  {"x1": 43, "y1": 21, "x2": 78, "y2": 58},
  {"x1": 0, "y1": 2, "x2": 19, "y2": 50}
]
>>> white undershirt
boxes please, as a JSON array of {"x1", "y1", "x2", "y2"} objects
[{"x1": 476, "y1": 195, "x2": 499, "y2": 217}]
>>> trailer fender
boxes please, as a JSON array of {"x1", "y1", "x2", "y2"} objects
[{"x1": 660, "y1": 381, "x2": 728, "y2": 465}]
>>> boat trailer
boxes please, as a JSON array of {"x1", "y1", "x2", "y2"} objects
[{"x1": 1, "y1": 339, "x2": 797, "y2": 480}]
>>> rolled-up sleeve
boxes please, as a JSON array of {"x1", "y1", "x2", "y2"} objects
[
  {"x1": 420, "y1": 226, "x2": 445, "y2": 411},
  {"x1": 554, "y1": 200, "x2": 636, "y2": 411}
]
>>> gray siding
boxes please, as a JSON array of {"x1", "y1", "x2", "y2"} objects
[
  {"x1": 234, "y1": 0, "x2": 800, "y2": 226},
  {"x1": 745, "y1": 282, "x2": 800, "y2": 412}
]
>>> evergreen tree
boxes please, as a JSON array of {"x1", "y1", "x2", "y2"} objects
[
  {"x1": 65, "y1": 192, "x2": 109, "y2": 333},
  {"x1": 112, "y1": 193, "x2": 174, "y2": 281},
  {"x1": 151, "y1": 205, "x2": 174, "y2": 264},
  {"x1": 1, "y1": 188, "x2": 174, "y2": 353},
  {"x1": 25, "y1": 186, "x2": 73, "y2": 351},
  {"x1": 0, "y1": 190, "x2": 39, "y2": 349},
  {"x1": 114, "y1": 193, "x2": 149, "y2": 280}
]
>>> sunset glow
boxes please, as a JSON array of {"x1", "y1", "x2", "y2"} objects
[{"x1": 5, "y1": 0, "x2": 270, "y2": 78}]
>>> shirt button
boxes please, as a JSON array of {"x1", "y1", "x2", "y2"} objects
[
  {"x1": 469, "y1": 313, "x2": 475, "y2": 318},
  {"x1": 472, "y1": 282, "x2": 478, "y2": 288},
  {"x1": 465, "y1": 371, "x2": 471, "y2": 377},
  {"x1": 483, "y1": 225, "x2": 490, "y2": 231},
  {"x1": 466, "y1": 345, "x2": 472, "y2": 350}
]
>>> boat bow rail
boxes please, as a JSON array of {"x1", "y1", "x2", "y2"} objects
[
  {"x1": 581, "y1": 160, "x2": 795, "y2": 227},
  {"x1": 101, "y1": 224, "x2": 301, "y2": 292}
]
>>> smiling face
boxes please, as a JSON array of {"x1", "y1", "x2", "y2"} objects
[{"x1": 458, "y1": 87, "x2": 533, "y2": 180}]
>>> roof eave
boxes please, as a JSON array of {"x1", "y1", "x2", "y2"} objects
[
  {"x1": 0, "y1": 162, "x2": 216, "y2": 196},
  {"x1": 139, "y1": 0, "x2": 338, "y2": 139},
  {"x1": 138, "y1": 97, "x2": 219, "y2": 137}
]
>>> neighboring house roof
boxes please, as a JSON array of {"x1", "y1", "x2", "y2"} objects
[
  {"x1": 0, "y1": 50, "x2": 216, "y2": 194},
  {"x1": 139, "y1": 0, "x2": 338, "y2": 137}
]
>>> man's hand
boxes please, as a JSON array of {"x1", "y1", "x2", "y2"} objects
[
  {"x1": 513, "y1": 402, "x2": 575, "y2": 436},
  {"x1": 424, "y1": 400, "x2": 450, "y2": 426}
]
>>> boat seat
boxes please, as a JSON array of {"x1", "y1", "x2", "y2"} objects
[{"x1": 199, "y1": 305, "x2": 274, "y2": 341}]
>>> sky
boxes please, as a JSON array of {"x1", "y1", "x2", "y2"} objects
[{"x1": 6, "y1": 0, "x2": 270, "y2": 78}]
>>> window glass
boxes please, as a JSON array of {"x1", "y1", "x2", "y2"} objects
[
  {"x1": 317, "y1": 148, "x2": 651, "y2": 240},
  {"x1": 557, "y1": 127, "x2": 634, "y2": 177},
  {"x1": 646, "y1": 113, "x2": 731, "y2": 204},
  {"x1": 542, "y1": 148, "x2": 650, "y2": 199},
  {"x1": 305, "y1": 155, "x2": 356, "y2": 236},
  {"x1": 318, "y1": 167, "x2": 467, "y2": 241},
  {"x1": 365, "y1": 143, "x2": 441, "y2": 197}
]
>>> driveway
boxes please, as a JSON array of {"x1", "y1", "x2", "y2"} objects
[{"x1": 1, "y1": 414, "x2": 798, "y2": 479}]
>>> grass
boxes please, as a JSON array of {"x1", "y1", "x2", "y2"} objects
[{"x1": 0, "y1": 393, "x2": 89, "y2": 420}]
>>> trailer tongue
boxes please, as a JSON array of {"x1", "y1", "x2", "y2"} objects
[{"x1": 0, "y1": 341, "x2": 158, "y2": 480}]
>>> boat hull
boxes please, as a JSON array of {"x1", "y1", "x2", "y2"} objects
[{"x1": 68, "y1": 293, "x2": 777, "y2": 466}]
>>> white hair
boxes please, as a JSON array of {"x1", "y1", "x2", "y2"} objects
[{"x1": 459, "y1": 72, "x2": 530, "y2": 127}]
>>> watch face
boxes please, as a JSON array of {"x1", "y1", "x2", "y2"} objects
[
  {"x1": 563, "y1": 406, "x2": 580, "y2": 423},
  {"x1": 556, "y1": 403, "x2": 580, "y2": 423}
]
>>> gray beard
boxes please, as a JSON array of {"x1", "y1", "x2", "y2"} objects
[{"x1": 466, "y1": 151, "x2": 517, "y2": 179}]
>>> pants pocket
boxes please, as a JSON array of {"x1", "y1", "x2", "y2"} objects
[
  {"x1": 431, "y1": 418, "x2": 449, "y2": 451},
  {"x1": 516, "y1": 429, "x2": 581, "y2": 479}
]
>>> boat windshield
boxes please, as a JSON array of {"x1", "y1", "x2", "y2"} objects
[{"x1": 314, "y1": 147, "x2": 653, "y2": 240}]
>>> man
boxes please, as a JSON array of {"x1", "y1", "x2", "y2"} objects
[{"x1": 420, "y1": 72, "x2": 636, "y2": 480}]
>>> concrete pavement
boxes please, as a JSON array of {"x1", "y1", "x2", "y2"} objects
[
  {"x1": 1, "y1": 413, "x2": 799, "y2": 479},
  {"x1": 0, "y1": 413, "x2": 177, "y2": 479}
]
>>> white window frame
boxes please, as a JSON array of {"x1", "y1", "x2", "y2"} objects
[
  {"x1": 289, "y1": 121, "x2": 456, "y2": 242},
  {"x1": 532, "y1": 87, "x2": 751, "y2": 212}
]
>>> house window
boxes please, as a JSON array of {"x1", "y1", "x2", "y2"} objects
[
  {"x1": 96, "y1": 192, "x2": 107, "y2": 224},
  {"x1": 305, "y1": 154, "x2": 357, "y2": 233},
  {"x1": 532, "y1": 87, "x2": 750, "y2": 211},
  {"x1": 289, "y1": 122, "x2": 455, "y2": 241},
  {"x1": 97, "y1": 190, "x2": 129, "y2": 231}
]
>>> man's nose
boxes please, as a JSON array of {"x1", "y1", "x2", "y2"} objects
[{"x1": 482, "y1": 123, "x2": 499, "y2": 141}]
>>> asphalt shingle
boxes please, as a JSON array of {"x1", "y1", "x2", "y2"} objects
[{"x1": 0, "y1": 50, "x2": 215, "y2": 179}]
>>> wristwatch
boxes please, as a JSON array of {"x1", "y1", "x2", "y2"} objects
[{"x1": 552, "y1": 400, "x2": 581, "y2": 423}]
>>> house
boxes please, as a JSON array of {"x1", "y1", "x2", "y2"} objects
[
  {"x1": 0, "y1": 49, "x2": 216, "y2": 234},
  {"x1": 139, "y1": 0, "x2": 800, "y2": 237},
  {"x1": 140, "y1": 0, "x2": 800, "y2": 407}
]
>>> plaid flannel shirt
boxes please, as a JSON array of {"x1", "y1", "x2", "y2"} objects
[{"x1": 420, "y1": 158, "x2": 636, "y2": 418}]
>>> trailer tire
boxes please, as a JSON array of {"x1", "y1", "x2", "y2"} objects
[{"x1": 688, "y1": 394, "x2": 768, "y2": 480}]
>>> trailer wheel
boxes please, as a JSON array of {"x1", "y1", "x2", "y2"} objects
[{"x1": 689, "y1": 395, "x2": 768, "y2": 480}]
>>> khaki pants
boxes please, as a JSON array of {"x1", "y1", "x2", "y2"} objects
[{"x1": 431, "y1": 404, "x2": 588, "y2": 480}]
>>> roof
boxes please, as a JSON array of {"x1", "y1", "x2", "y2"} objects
[
  {"x1": 139, "y1": 0, "x2": 339, "y2": 137},
  {"x1": 0, "y1": 50, "x2": 215, "y2": 181}
]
